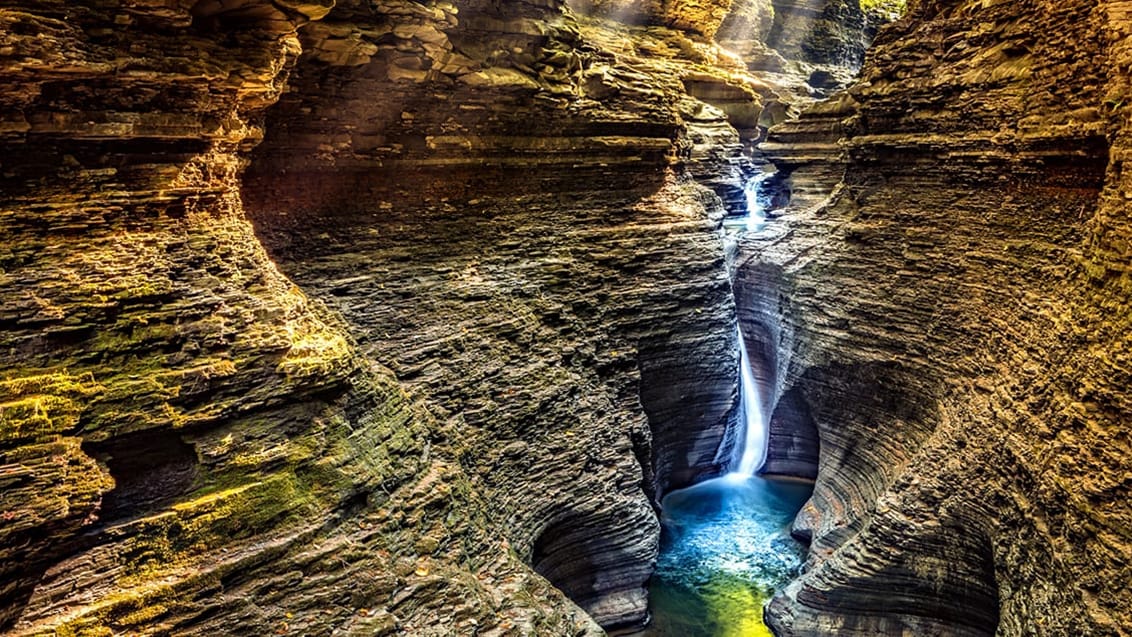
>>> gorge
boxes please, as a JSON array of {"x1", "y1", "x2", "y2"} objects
[{"x1": 1, "y1": 0, "x2": 1131, "y2": 636}]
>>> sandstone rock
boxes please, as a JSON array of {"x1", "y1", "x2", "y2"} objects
[
  {"x1": 744, "y1": 0, "x2": 1132, "y2": 633},
  {"x1": 0, "y1": 2, "x2": 601, "y2": 634},
  {"x1": 0, "y1": 0, "x2": 813, "y2": 631},
  {"x1": 0, "y1": 0, "x2": 991, "y2": 634},
  {"x1": 236, "y1": 0, "x2": 845, "y2": 628},
  {"x1": 566, "y1": 0, "x2": 736, "y2": 38},
  {"x1": 765, "y1": 0, "x2": 872, "y2": 68},
  {"x1": 718, "y1": 0, "x2": 777, "y2": 43}
]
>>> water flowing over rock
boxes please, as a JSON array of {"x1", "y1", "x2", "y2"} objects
[{"x1": 734, "y1": 327, "x2": 770, "y2": 475}]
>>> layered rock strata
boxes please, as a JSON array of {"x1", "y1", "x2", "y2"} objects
[
  {"x1": 0, "y1": 2, "x2": 603, "y2": 634},
  {"x1": 566, "y1": 0, "x2": 735, "y2": 37},
  {"x1": 243, "y1": 1, "x2": 768, "y2": 626},
  {"x1": 741, "y1": 0, "x2": 1132, "y2": 633},
  {"x1": 0, "y1": 0, "x2": 836, "y2": 632},
  {"x1": 0, "y1": 0, "x2": 934, "y2": 633},
  {"x1": 763, "y1": 0, "x2": 874, "y2": 69},
  {"x1": 717, "y1": 0, "x2": 884, "y2": 107}
]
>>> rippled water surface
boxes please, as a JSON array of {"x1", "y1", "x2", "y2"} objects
[{"x1": 644, "y1": 475, "x2": 812, "y2": 637}]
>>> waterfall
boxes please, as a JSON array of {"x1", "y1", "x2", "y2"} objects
[
  {"x1": 732, "y1": 329, "x2": 768, "y2": 476},
  {"x1": 722, "y1": 171, "x2": 772, "y2": 232},
  {"x1": 743, "y1": 172, "x2": 770, "y2": 232},
  {"x1": 723, "y1": 170, "x2": 773, "y2": 475}
]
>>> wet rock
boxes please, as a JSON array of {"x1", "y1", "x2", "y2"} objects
[{"x1": 0, "y1": 0, "x2": 909, "y2": 634}]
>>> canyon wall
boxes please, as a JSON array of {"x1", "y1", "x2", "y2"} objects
[
  {"x1": 239, "y1": 0, "x2": 813, "y2": 626},
  {"x1": 0, "y1": 0, "x2": 810, "y2": 633},
  {"x1": 744, "y1": 0, "x2": 1132, "y2": 634},
  {"x1": 15, "y1": 0, "x2": 1110, "y2": 634},
  {"x1": 0, "y1": 2, "x2": 614, "y2": 635}
]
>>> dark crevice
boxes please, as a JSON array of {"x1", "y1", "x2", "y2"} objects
[
  {"x1": 531, "y1": 508, "x2": 650, "y2": 631},
  {"x1": 82, "y1": 430, "x2": 199, "y2": 524}
]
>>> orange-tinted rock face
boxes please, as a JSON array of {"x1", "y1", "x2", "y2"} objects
[
  {"x1": 239, "y1": 0, "x2": 762, "y2": 627},
  {"x1": 10, "y1": 0, "x2": 1127, "y2": 635},
  {"x1": 0, "y1": 1, "x2": 325, "y2": 627},
  {"x1": 746, "y1": 0, "x2": 1132, "y2": 634},
  {"x1": 0, "y1": 0, "x2": 804, "y2": 634},
  {"x1": 0, "y1": 2, "x2": 599, "y2": 635},
  {"x1": 567, "y1": 0, "x2": 736, "y2": 37}
]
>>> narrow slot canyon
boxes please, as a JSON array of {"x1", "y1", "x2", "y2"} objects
[
  {"x1": 645, "y1": 248, "x2": 818, "y2": 637},
  {"x1": 2, "y1": 0, "x2": 1131, "y2": 636}
]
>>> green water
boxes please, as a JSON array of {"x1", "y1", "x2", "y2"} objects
[{"x1": 644, "y1": 474, "x2": 813, "y2": 637}]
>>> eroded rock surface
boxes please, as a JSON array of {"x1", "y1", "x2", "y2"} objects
[
  {"x1": 19, "y1": 0, "x2": 1117, "y2": 634},
  {"x1": 1, "y1": 0, "x2": 837, "y2": 633},
  {"x1": 242, "y1": 0, "x2": 772, "y2": 626},
  {"x1": 0, "y1": 2, "x2": 601, "y2": 635},
  {"x1": 743, "y1": 0, "x2": 1132, "y2": 634}
]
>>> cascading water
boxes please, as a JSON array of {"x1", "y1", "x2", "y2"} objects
[
  {"x1": 743, "y1": 172, "x2": 770, "y2": 233},
  {"x1": 733, "y1": 330, "x2": 768, "y2": 476},
  {"x1": 645, "y1": 326, "x2": 812, "y2": 636},
  {"x1": 723, "y1": 171, "x2": 772, "y2": 233}
]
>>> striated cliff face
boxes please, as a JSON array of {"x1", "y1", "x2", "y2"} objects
[
  {"x1": 717, "y1": 0, "x2": 882, "y2": 98},
  {"x1": 745, "y1": 0, "x2": 1132, "y2": 633},
  {"x1": 1, "y1": 0, "x2": 830, "y2": 633},
  {"x1": 12, "y1": 0, "x2": 1126, "y2": 635},
  {"x1": 566, "y1": 0, "x2": 735, "y2": 37},
  {"x1": 1, "y1": 2, "x2": 615, "y2": 635},
  {"x1": 241, "y1": 0, "x2": 771, "y2": 627}
]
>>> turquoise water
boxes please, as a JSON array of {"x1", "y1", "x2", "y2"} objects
[{"x1": 645, "y1": 475, "x2": 813, "y2": 637}]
